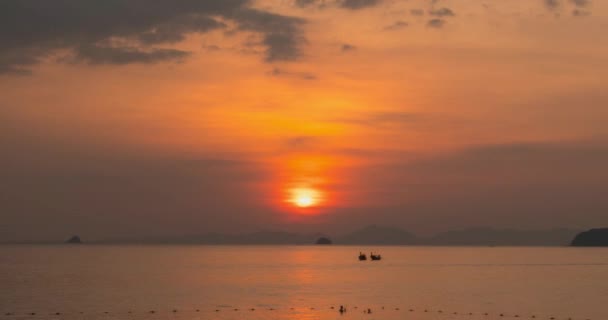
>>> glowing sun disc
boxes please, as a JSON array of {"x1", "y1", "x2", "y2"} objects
[{"x1": 289, "y1": 188, "x2": 321, "y2": 208}]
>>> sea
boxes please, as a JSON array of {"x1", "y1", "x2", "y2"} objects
[{"x1": 1, "y1": 245, "x2": 607, "y2": 320}]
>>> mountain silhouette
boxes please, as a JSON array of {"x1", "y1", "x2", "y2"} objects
[
  {"x1": 427, "y1": 227, "x2": 578, "y2": 246},
  {"x1": 336, "y1": 225, "x2": 417, "y2": 245},
  {"x1": 571, "y1": 228, "x2": 608, "y2": 246}
]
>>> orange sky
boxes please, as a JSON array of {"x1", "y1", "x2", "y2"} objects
[{"x1": 1, "y1": 0, "x2": 607, "y2": 240}]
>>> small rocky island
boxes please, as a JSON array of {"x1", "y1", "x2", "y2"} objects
[
  {"x1": 315, "y1": 237, "x2": 332, "y2": 245},
  {"x1": 571, "y1": 228, "x2": 608, "y2": 247},
  {"x1": 65, "y1": 235, "x2": 83, "y2": 244}
]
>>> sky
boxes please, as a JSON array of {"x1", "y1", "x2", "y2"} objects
[{"x1": 1, "y1": 0, "x2": 607, "y2": 242}]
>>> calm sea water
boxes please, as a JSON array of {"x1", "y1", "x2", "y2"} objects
[{"x1": 1, "y1": 245, "x2": 607, "y2": 320}]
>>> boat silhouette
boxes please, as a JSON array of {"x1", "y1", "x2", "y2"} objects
[
  {"x1": 370, "y1": 252, "x2": 382, "y2": 261},
  {"x1": 358, "y1": 252, "x2": 367, "y2": 261}
]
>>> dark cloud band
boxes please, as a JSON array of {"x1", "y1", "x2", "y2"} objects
[{"x1": 0, "y1": 0, "x2": 306, "y2": 74}]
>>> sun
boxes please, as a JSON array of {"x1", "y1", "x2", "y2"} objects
[
  {"x1": 289, "y1": 187, "x2": 321, "y2": 208},
  {"x1": 295, "y1": 194, "x2": 314, "y2": 207}
]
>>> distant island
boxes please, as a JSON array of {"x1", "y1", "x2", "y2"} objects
[
  {"x1": 571, "y1": 228, "x2": 608, "y2": 246},
  {"x1": 65, "y1": 236, "x2": 82, "y2": 244},
  {"x1": 315, "y1": 237, "x2": 332, "y2": 245}
]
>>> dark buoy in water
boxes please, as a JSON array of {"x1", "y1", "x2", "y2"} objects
[
  {"x1": 173, "y1": 309, "x2": 177, "y2": 313},
  {"x1": 250, "y1": 308, "x2": 255, "y2": 311},
  {"x1": 149, "y1": 310, "x2": 155, "y2": 314},
  {"x1": 339, "y1": 305, "x2": 346, "y2": 314},
  {"x1": 367, "y1": 308, "x2": 372, "y2": 314},
  {"x1": 196, "y1": 309, "x2": 200, "y2": 312}
]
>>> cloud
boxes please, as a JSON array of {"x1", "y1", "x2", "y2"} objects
[
  {"x1": 268, "y1": 67, "x2": 317, "y2": 80},
  {"x1": 544, "y1": 0, "x2": 561, "y2": 10},
  {"x1": 384, "y1": 20, "x2": 409, "y2": 31},
  {"x1": 339, "y1": 0, "x2": 381, "y2": 10},
  {"x1": 0, "y1": 1, "x2": 307, "y2": 74},
  {"x1": 427, "y1": 18, "x2": 446, "y2": 28},
  {"x1": 410, "y1": 9, "x2": 425, "y2": 16},
  {"x1": 572, "y1": 9, "x2": 591, "y2": 16},
  {"x1": 0, "y1": 48, "x2": 42, "y2": 75},
  {"x1": 429, "y1": 7, "x2": 455, "y2": 17},
  {"x1": 232, "y1": 8, "x2": 307, "y2": 62},
  {"x1": 332, "y1": 111, "x2": 421, "y2": 127},
  {"x1": 202, "y1": 44, "x2": 222, "y2": 51},
  {"x1": 341, "y1": 43, "x2": 357, "y2": 52},
  {"x1": 70, "y1": 45, "x2": 190, "y2": 65},
  {"x1": 400, "y1": 141, "x2": 608, "y2": 190},
  {"x1": 283, "y1": 136, "x2": 322, "y2": 151},
  {"x1": 569, "y1": 0, "x2": 591, "y2": 16},
  {"x1": 295, "y1": 0, "x2": 318, "y2": 7},
  {"x1": 570, "y1": 0, "x2": 590, "y2": 7},
  {"x1": 342, "y1": 140, "x2": 608, "y2": 232},
  {"x1": 0, "y1": 123, "x2": 274, "y2": 241}
]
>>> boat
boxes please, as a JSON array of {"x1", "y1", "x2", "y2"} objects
[
  {"x1": 358, "y1": 252, "x2": 367, "y2": 261},
  {"x1": 370, "y1": 253, "x2": 381, "y2": 261}
]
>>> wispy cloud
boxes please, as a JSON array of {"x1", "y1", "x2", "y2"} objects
[{"x1": 384, "y1": 20, "x2": 409, "y2": 31}]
